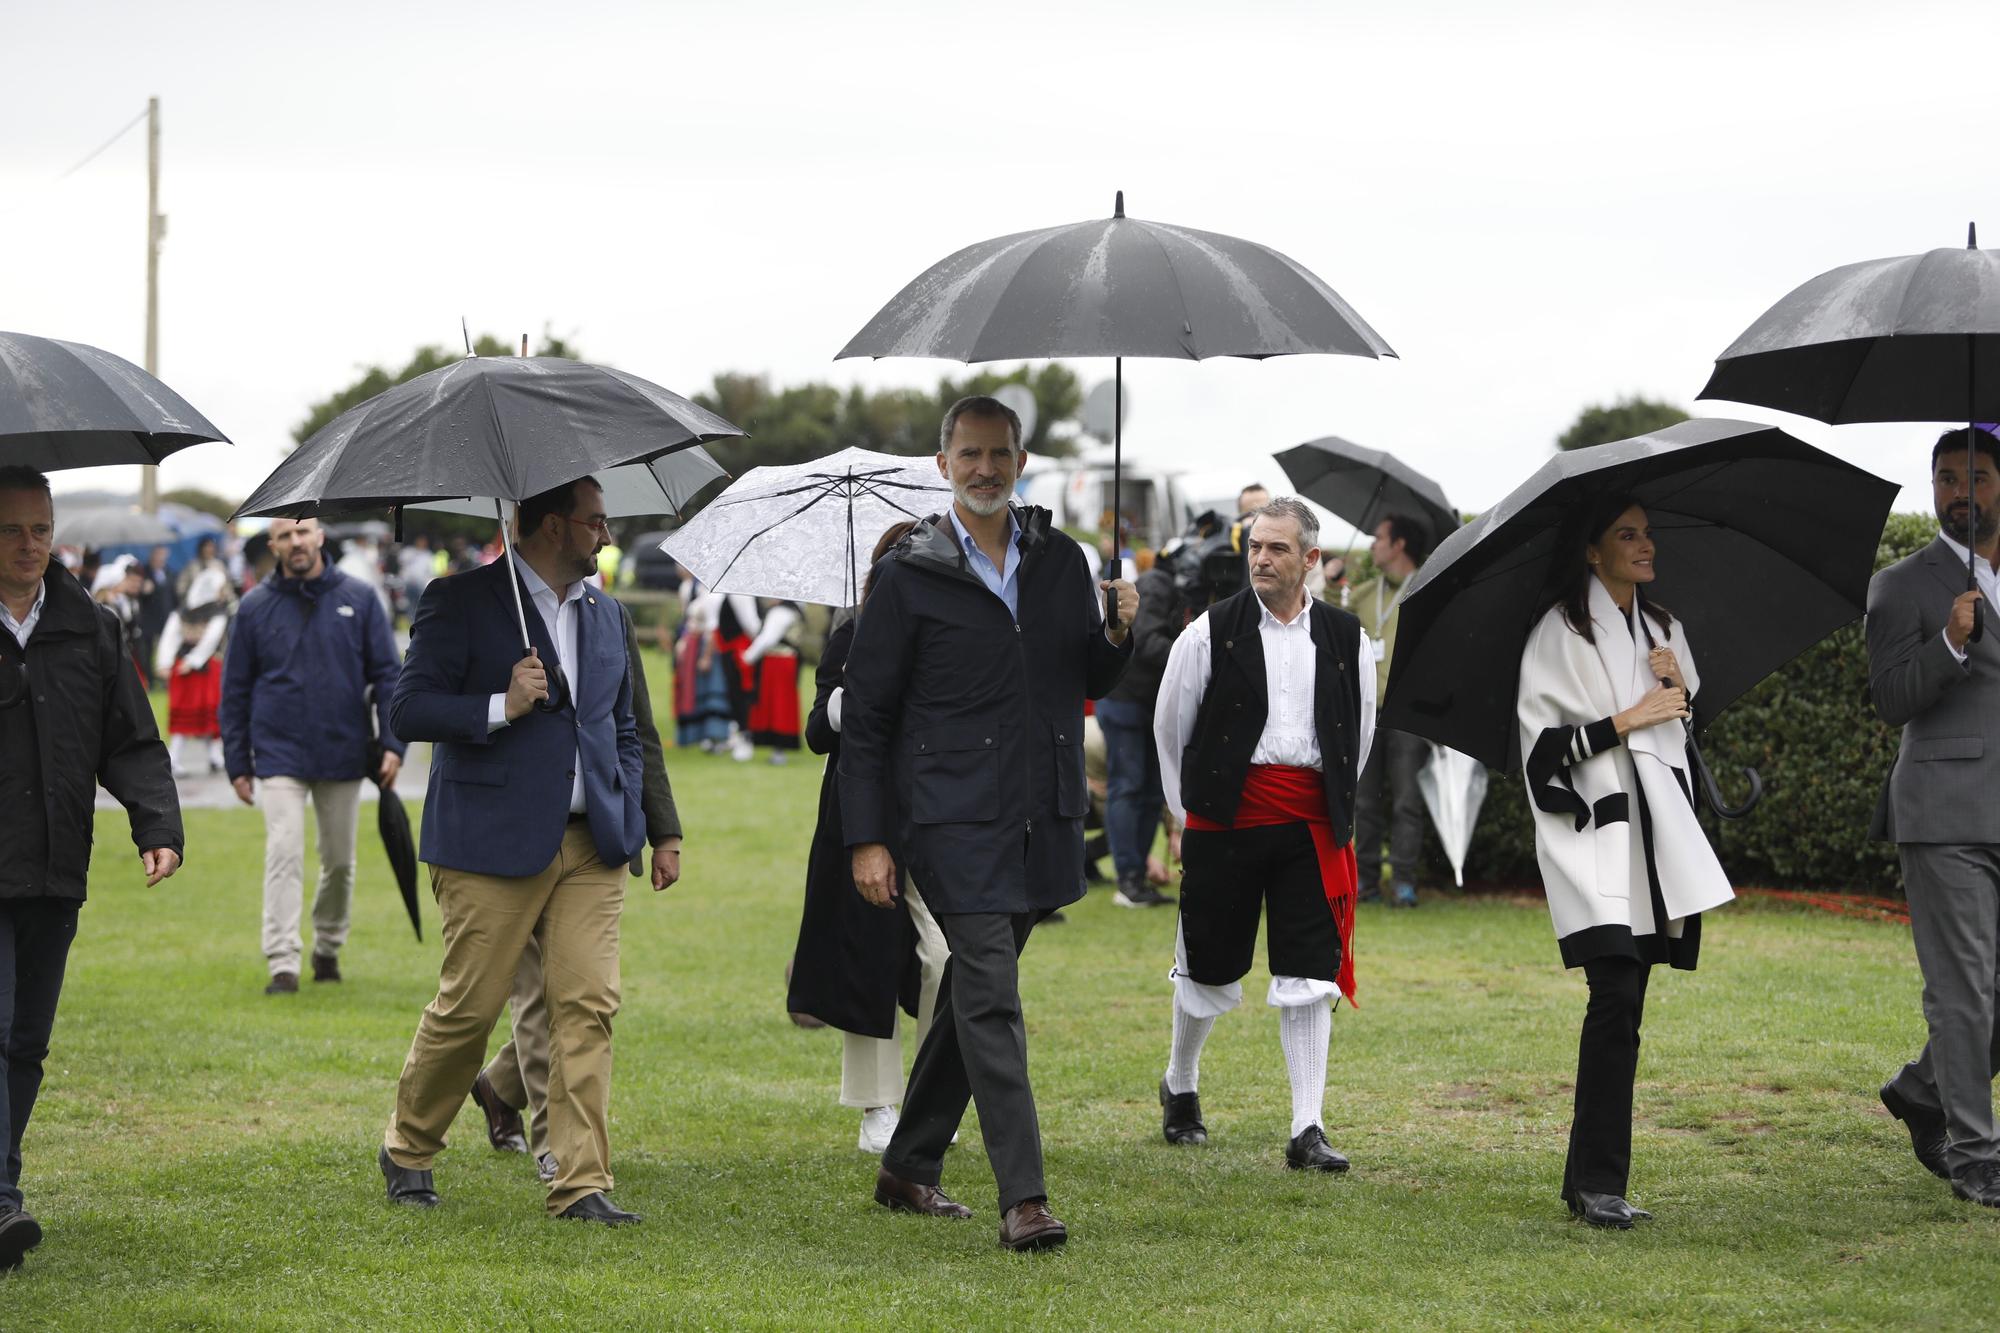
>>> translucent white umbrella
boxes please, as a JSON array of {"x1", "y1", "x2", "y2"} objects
[
  {"x1": 663, "y1": 447, "x2": 952, "y2": 607},
  {"x1": 1416, "y1": 744, "x2": 1488, "y2": 888}
]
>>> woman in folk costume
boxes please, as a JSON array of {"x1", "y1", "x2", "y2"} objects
[
  {"x1": 672, "y1": 584, "x2": 743, "y2": 752},
  {"x1": 742, "y1": 599, "x2": 804, "y2": 765},
  {"x1": 154, "y1": 565, "x2": 232, "y2": 775},
  {"x1": 786, "y1": 523, "x2": 949, "y2": 1151},
  {"x1": 1517, "y1": 495, "x2": 1735, "y2": 1230}
]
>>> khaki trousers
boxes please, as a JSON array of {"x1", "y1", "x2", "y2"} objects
[
  {"x1": 839, "y1": 882, "x2": 949, "y2": 1108},
  {"x1": 384, "y1": 823, "x2": 624, "y2": 1214},
  {"x1": 259, "y1": 777, "x2": 362, "y2": 977}
]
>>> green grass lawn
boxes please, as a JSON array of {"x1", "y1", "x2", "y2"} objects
[{"x1": 12, "y1": 697, "x2": 1997, "y2": 1328}]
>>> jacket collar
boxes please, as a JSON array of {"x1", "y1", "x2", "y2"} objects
[
  {"x1": 30, "y1": 560, "x2": 104, "y2": 639},
  {"x1": 897, "y1": 503, "x2": 1051, "y2": 584},
  {"x1": 268, "y1": 562, "x2": 345, "y2": 600}
]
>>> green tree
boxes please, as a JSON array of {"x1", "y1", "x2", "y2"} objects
[
  {"x1": 1556, "y1": 395, "x2": 1689, "y2": 451},
  {"x1": 292, "y1": 330, "x2": 582, "y2": 445},
  {"x1": 691, "y1": 363, "x2": 1084, "y2": 483},
  {"x1": 159, "y1": 487, "x2": 238, "y2": 522}
]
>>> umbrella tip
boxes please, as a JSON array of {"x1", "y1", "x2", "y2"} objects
[
  {"x1": 461, "y1": 316, "x2": 473, "y2": 356},
  {"x1": 1972, "y1": 221, "x2": 1980, "y2": 249},
  {"x1": 1114, "y1": 190, "x2": 1125, "y2": 219},
  {"x1": 521, "y1": 333, "x2": 528, "y2": 357}
]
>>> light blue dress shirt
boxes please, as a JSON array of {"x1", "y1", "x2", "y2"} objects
[{"x1": 947, "y1": 505, "x2": 1022, "y2": 620}]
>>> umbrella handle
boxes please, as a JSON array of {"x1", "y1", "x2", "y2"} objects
[{"x1": 1688, "y1": 729, "x2": 1762, "y2": 820}]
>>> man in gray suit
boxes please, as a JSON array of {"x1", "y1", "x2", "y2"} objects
[{"x1": 1866, "y1": 425, "x2": 2000, "y2": 1209}]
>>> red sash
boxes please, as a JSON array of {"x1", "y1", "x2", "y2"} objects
[{"x1": 1186, "y1": 764, "x2": 1360, "y2": 1005}]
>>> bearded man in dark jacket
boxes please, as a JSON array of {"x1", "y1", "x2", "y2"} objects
[
  {"x1": 841, "y1": 396, "x2": 1137, "y2": 1252},
  {"x1": 0, "y1": 466, "x2": 182, "y2": 1273}
]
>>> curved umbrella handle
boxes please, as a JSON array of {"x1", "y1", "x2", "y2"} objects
[{"x1": 1688, "y1": 731, "x2": 1762, "y2": 820}]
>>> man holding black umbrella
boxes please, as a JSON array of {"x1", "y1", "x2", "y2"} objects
[
  {"x1": 1346, "y1": 514, "x2": 1429, "y2": 908},
  {"x1": 1868, "y1": 426, "x2": 2000, "y2": 1209}
]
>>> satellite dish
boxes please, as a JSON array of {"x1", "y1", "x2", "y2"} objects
[
  {"x1": 992, "y1": 383, "x2": 1038, "y2": 447},
  {"x1": 1081, "y1": 379, "x2": 1131, "y2": 441}
]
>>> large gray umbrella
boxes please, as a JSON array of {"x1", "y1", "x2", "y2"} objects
[
  {"x1": 838, "y1": 192, "x2": 1396, "y2": 624},
  {"x1": 664, "y1": 447, "x2": 952, "y2": 606},
  {"x1": 1273, "y1": 436, "x2": 1458, "y2": 552},
  {"x1": 55, "y1": 505, "x2": 179, "y2": 547},
  {"x1": 0, "y1": 331, "x2": 229, "y2": 469},
  {"x1": 234, "y1": 354, "x2": 744, "y2": 682},
  {"x1": 1698, "y1": 226, "x2": 2000, "y2": 634},
  {"x1": 1382, "y1": 420, "x2": 1898, "y2": 803}
]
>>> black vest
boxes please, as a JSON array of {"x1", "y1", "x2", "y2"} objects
[{"x1": 1180, "y1": 589, "x2": 1364, "y2": 841}]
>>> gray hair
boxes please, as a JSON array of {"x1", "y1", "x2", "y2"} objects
[
  {"x1": 1250, "y1": 496, "x2": 1320, "y2": 550},
  {"x1": 938, "y1": 395, "x2": 1023, "y2": 454}
]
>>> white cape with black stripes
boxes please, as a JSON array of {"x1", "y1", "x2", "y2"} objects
[{"x1": 1515, "y1": 584, "x2": 1734, "y2": 949}]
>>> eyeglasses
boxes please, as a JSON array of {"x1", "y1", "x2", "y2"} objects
[{"x1": 563, "y1": 515, "x2": 612, "y2": 536}]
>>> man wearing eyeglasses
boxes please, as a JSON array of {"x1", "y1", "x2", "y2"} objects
[
  {"x1": 0, "y1": 466, "x2": 182, "y2": 1274},
  {"x1": 380, "y1": 475, "x2": 650, "y2": 1227}
]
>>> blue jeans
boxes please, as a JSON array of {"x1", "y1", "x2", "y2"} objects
[
  {"x1": 1096, "y1": 698, "x2": 1162, "y2": 883},
  {"x1": 1, "y1": 897, "x2": 78, "y2": 1209}
]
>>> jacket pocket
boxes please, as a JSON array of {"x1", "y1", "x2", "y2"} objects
[
  {"x1": 909, "y1": 722, "x2": 999, "y2": 824},
  {"x1": 445, "y1": 759, "x2": 508, "y2": 787},
  {"x1": 1910, "y1": 737, "x2": 1983, "y2": 762},
  {"x1": 1052, "y1": 718, "x2": 1087, "y2": 818}
]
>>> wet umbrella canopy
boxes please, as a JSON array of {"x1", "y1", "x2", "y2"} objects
[
  {"x1": 838, "y1": 193, "x2": 1395, "y2": 625},
  {"x1": 1274, "y1": 435, "x2": 1459, "y2": 551},
  {"x1": 0, "y1": 330, "x2": 230, "y2": 470},
  {"x1": 54, "y1": 505, "x2": 179, "y2": 548},
  {"x1": 1381, "y1": 419, "x2": 1899, "y2": 775}
]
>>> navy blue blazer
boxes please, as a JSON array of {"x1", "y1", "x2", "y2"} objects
[{"x1": 391, "y1": 557, "x2": 644, "y2": 877}]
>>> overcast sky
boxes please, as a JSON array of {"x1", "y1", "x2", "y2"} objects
[{"x1": 6, "y1": 0, "x2": 1997, "y2": 532}]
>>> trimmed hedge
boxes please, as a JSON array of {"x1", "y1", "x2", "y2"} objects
[{"x1": 1422, "y1": 511, "x2": 1940, "y2": 896}]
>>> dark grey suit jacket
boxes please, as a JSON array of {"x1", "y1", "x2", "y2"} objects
[
  {"x1": 1865, "y1": 536, "x2": 2000, "y2": 844},
  {"x1": 620, "y1": 602, "x2": 681, "y2": 874}
]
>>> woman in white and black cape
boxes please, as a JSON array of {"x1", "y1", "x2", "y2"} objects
[{"x1": 1516, "y1": 495, "x2": 1735, "y2": 1229}]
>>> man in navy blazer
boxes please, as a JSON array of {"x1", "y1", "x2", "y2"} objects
[{"x1": 379, "y1": 475, "x2": 647, "y2": 1226}]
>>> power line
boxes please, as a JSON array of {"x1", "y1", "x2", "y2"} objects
[{"x1": 53, "y1": 106, "x2": 150, "y2": 181}]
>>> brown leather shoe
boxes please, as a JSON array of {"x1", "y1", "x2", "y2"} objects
[
  {"x1": 999, "y1": 1198, "x2": 1067, "y2": 1251},
  {"x1": 469, "y1": 1071, "x2": 529, "y2": 1153},
  {"x1": 874, "y1": 1166, "x2": 972, "y2": 1218}
]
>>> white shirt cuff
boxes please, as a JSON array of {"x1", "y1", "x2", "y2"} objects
[
  {"x1": 1944, "y1": 626, "x2": 1970, "y2": 664},
  {"x1": 827, "y1": 686, "x2": 843, "y2": 732},
  {"x1": 487, "y1": 692, "x2": 510, "y2": 732}
]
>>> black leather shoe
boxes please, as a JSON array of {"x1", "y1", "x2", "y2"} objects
[
  {"x1": 1285, "y1": 1125, "x2": 1350, "y2": 1173},
  {"x1": 469, "y1": 1071, "x2": 529, "y2": 1154},
  {"x1": 1881, "y1": 1081, "x2": 1951, "y2": 1180},
  {"x1": 0, "y1": 1208, "x2": 42, "y2": 1268},
  {"x1": 1566, "y1": 1189, "x2": 1651, "y2": 1228},
  {"x1": 1160, "y1": 1078, "x2": 1207, "y2": 1145},
  {"x1": 264, "y1": 972, "x2": 298, "y2": 995},
  {"x1": 311, "y1": 953, "x2": 341, "y2": 983},
  {"x1": 379, "y1": 1145, "x2": 439, "y2": 1207},
  {"x1": 1951, "y1": 1160, "x2": 2000, "y2": 1208},
  {"x1": 537, "y1": 1152, "x2": 558, "y2": 1184},
  {"x1": 557, "y1": 1191, "x2": 642, "y2": 1226}
]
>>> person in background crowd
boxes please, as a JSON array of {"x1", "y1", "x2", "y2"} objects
[
  {"x1": 1236, "y1": 484, "x2": 1271, "y2": 519},
  {"x1": 786, "y1": 522, "x2": 951, "y2": 1153},
  {"x1": 91, "y1": 556, "x2": 147, "y2": 685},
  {"x1": 398, "y1": 535, "x2": 436, "y2": 609},
  {"x1": 338, "y1": 532, "x2": 393, "y2": 620},
  {"x1": 743, "y1": 598, "x2": 804, "y2": 765},
  {"x1": 0, "y1": 466, "x2": 182, "y2": 1275},
  {"x1": 220, "y1": 517, "x2": 404, "y2": 995},
  {"x1": 179, "y1": 536, "x2": 239, "y2": 616},
  {"x1": 137, "y1": 544, "x2": 175, "y2": 684},
  {"x1": 673, "y1": 586, "x2": 737, "y2": 752},
  {"x1": 1098, "y1": 530, "x2": 1186, "y2": 909},
  {"x1": 1153, "y1": 497, "x2": 1373, "y2": 1174},
  {"x1": 154, "y1": 565, "x2": 232, "y2": 776},
  {"x1": 1347, "y1": 514, "x2": 1431, "y2": 908},
  {"x1": 1867, "y1": 426, "x2": 2000, "y2": 1211}
]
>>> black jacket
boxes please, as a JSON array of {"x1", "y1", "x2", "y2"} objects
[
  {"x1": 788, "y1": 618, "x2": 920, "y2": 1035},
  {"x1": 0, "y1": 562, "x2": 182, "y2": 900},
  {"x1": 1104, "y1": 565, "x2": 1183, "y2": 706},
  {"x1": 838, "y1": 506, "x2": 1131, "y2": 915}
]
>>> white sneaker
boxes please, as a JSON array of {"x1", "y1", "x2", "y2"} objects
[
  {"x1": 858, "y1": 1105, "x2": 900, "y2": 1152},
  {"x1": 730, "y1": 737, "x2": 754, "y2": 762}
]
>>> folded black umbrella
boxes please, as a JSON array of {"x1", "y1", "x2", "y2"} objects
[
  {"x1": 1382, "y1": 420, "x2": 1898, "y2": 789},
  {"x1": 0, "y1": 331, "x2": 230, "y2": 470},
  {"x1": 376, "y1": 783, "x2": 421, "y2": 942},
  {"x1": 1274, "y1": 435, "x2": 1458, "y2": 550}
]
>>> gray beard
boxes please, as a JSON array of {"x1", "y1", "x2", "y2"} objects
[{"x1": 954, "y1": 483, "x2": 1009, "y2": 518}]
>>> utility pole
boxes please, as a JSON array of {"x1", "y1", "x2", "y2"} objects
[{"x1": 140, "y1": 95, "x2": 163, "y2": 514}]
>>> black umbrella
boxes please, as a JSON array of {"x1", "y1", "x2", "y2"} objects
[
  {"x1": 1381, "y1": 419, "x2": 1899, "y2": 810},
  {"x1": 0, "y1": 331, "x2": 230, "y2": 469},
  {"x1": 838, "y1": 192, "x2": 1397, "y2": 625},
  {"x1": 54, "y1": 505, "x2": 179, "y2": 548},
  {"x1": 1699, "y1": 225, "x2": 2000, "y2": 631},
  {"x1": 1273, "y1": 435, "x2": 1459, "y2": 552},
  {"x1": 233, "y1": 354, "x2": 743, "y2": 681},
  {"x1": 367, "y1": 731, "x2": 421, "y2": 940}
]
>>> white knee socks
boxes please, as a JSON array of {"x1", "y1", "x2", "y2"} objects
[
  {"x1": 1277, "y1": 997, "x2": 1331, "y2": 1138},
  {"x1": 1165, "y1": 998, "x2": 1217, "y2": 1096}
]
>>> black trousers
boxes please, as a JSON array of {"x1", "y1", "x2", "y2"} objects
[
  {"x1": 1563, "y1": 955, "x2": 1651, "y2": 1201},
  {"x1": 882, "y1": 910, "x2": 1043, "y2": 1212},
  {"x1": 1355, "y1": 728, "x2": 1427, "y2": 894},
  {"x1": 1, "y1": 897, "x2": 79, "y2": 1209}
]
